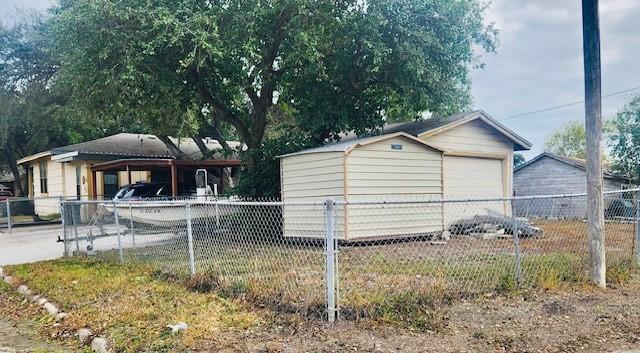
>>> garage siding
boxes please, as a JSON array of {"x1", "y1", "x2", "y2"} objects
[
  {"x1": 422, "y1": 119, "x2": 514, "y2": 200},
  {"x1": 345, "y1": 137, "x2": 444, "y2": 239},
  {"x1": 281, "y1": 152, "x2": 345, "y2": 238}
]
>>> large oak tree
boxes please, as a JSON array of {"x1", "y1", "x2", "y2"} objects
[{"x1": 50, "y1": 0, "x2": 496, "y2": 168}]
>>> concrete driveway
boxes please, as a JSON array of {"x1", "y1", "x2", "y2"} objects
[{"x1": 0, "y1": 225, "x2": 64, "y2": 265}]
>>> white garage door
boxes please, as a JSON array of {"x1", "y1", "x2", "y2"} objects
[
  {"x1": 443, "y1": 156, "x2": 506, "y2": 223},
  {"x1": 444, "y1": 156, "x2": 504, "y2": 197}
]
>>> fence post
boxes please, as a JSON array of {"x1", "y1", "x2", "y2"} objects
[
  {"x1": 324, "y1": 199, "x2": 337, "y2": 322},
  {"x1": 61, "y1": 202, "x2": 68, "y2": 257},
  {"x1": 113, "y1": 202, "x2": 123, "y2": 263},
  {"x1": 129, "y1": 204, "x2": 136, "y2": 248},
  {"x1": 6, "y1": 200, "x2": 11, "y2": 234},
  {"x1": 185, "y1": 203, "x2": 196, "y2": 276},
  {"x1": 71, "y1": 204, "x2": 80, "y2": 254},
  {"x1": 215, "y1": 201, "x2": 220, "y2": 228},
  {"x1": 636, "y1": 197, "x2": 640, "y2": 265},
  {"x1": 511, "y1": 199, "x2": 522, "y2": 286}
]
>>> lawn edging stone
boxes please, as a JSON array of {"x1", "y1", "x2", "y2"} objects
[{"x1": 0, "y1": 265, "x2": 110, "y2": 353}]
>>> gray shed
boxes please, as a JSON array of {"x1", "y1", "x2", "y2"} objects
[{"x1": 513, "y1": 152, "x2": 631, "y2": 218}]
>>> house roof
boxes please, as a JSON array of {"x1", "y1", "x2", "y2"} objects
[
  {"x1": 515, "y1": 152, "x2": 629, "y2": 181},
  {"x1": 277, "y1": 132, "x2": 443, "y2": 158},
  {"x1": 16, "y1": 151, "x2": 52, "y2": 165},
  {"x1": 18, "y1": 134, "x2": 241, "y2": 165},
  {"x1": 278, "y1": 110, "x2": 532, "y2": 158}
]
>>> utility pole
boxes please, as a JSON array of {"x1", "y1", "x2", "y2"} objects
[{"x1": 582, "y1": 0, "x2": 606, "y2": 287}]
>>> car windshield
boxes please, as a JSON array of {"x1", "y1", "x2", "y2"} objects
[{"x1": 115, "y1": 184, "x2": 168, "y2": 200}]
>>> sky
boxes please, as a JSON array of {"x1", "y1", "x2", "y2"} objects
[{"x1": 2, "y1": 0, "x2": 640, "y2": 159}]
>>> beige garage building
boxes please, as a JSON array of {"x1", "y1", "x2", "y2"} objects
[{"x1": 279, "y1": 111, "x2": 532, "y2": 240}]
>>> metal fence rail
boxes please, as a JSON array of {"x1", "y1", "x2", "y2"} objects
[{"x1": 60, "y1": 189, "x2": 640, "y2": 321}]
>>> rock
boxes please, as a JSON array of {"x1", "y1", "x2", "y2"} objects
[
  {"x1": 2, "y1": 276, "x2": 13, "y2": 285},
  {"x1": 37, "y1": 297, "x2": 48, "y2": 305},
  {"x1": 441, "y1": 230, "x2": 451, "y2": 241},
  {"x1": 17, "y1": 285, "x2": 31, "y2": 296},
  {"x1": 77, "y1": 328, "x2": 93, "y2": 343},
  {"x1": 43, "y1": 302, "x2": 59, "y2": 316},
  {"x1": 55, "y1": 312, "x2": 68, "y2": 321},
  {"x1": 91, "y1": 337, "x2": 109, "y2": 353},
  {"x1": 30, "y1": 295, "x2": 41, "y2": 303},
  {"x1": 167, "y1": 322, "x2": 188, "y2": 333},
  {"x1": 0, "y1": 267, "x2": 4, "y2": 277}
]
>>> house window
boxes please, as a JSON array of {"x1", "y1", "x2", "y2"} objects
[
  {"x1": 103, "y1": 171, "x2": 119, "y2": 199},
  {"x1": 39, "y1": 161, "x2": 48, "y2": 194}
]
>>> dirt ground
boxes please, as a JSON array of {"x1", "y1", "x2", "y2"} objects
[
  {"x1": 0, "y1": 318, "x2": 69, "y2": 353},
  {"x1": 215, "y1": 281, "x2": 640, "y2": 353}
]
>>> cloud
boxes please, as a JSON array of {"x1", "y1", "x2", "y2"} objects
[{"x1": 472, "y1": 0, "x2": 640, "y2": 159}]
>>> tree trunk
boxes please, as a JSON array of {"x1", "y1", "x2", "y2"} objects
[
  {"x1": 158, "y1": 136, "x2": 188, "y2": 160},
  {"x1": 192, "y1": 136, "x2": 212, "y2": 160},
  {"x1": 2, "y1": 150, "x2": 24, "y2": 196}
]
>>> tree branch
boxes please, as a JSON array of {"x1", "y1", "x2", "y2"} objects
[{"x1": 157, "y1": 135, "x2": 188, "y2": 160}]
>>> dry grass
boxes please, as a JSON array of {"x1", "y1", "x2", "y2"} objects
[
  {"x1": 5, "y1": 258, "x2": 258, "y2": 353},
  {"x1": 77, "y1": 219, "x2": 639, "y2": 330}
]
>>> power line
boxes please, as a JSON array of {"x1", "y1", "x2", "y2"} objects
[{"x1": 498, "y1": 85, "x2": 640, "y2": 121}]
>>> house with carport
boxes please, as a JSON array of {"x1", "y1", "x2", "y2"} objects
[{"x1": 17, "y1": 133, "x2": 241, "y2": 216}]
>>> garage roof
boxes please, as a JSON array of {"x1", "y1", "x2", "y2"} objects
[
  {"x1": 279, "y1": 110, "x2": 532, "y2": 158},
  {"x1": 277, "y1": 132, "x2": 443, "y2": 158}
]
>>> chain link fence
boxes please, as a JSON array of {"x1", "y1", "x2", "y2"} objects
[
  {"x1": 0, "y1": 196, "x2": 112, "y2": 233},
  {"x1": 61, "y1": 189, "x2": 640, "y2": 322}
]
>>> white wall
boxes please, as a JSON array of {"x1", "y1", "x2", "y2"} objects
[
  {"x1": 345, "y1": 137, "x2": 444, "y2": 239},
  {"x1": 281, "y1": 152, "x2": 345, "y2": 238}
]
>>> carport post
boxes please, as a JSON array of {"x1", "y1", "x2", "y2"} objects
[
  {"x1": 511, "y1": 199, "x2": 522, "y2": 286},
  {"x1": 324, "y1": 199, "x2": 337, "y2": 322},
  {"x1": 185, "y1": 203, "x2": 196, "y2": 276},
  {"x1": 6, "y1": 200, "x2": 11, "y2": 234},
  {"x1": 113, "y1": 202, "x2": 123, "y2": 263}
]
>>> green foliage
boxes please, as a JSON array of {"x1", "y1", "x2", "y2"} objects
[
  {"x1": 513, "y1": 153, "x2": 525, "y2": 168},
  {"x1": 50, "y1": 0, "x2": 496, "y2": 196},
  {"x1": 609, "y1": 95, "x2": 640, "y2": 183},
  {"x1": 544, "y1": 121, "x2": 588, "y2": 159},
  {"x1": 0, "y1": 18, "x2": 71, "y2": 194}
]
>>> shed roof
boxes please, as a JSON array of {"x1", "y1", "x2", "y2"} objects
[
  {"x1": 277, "y1": 132, "x2": 443, "y2": 158},
  {"x1": 278, "y1": 110, "x2": 532, "y2": 158},
  {"x1": 515, "y1": 152, "x2": 629, "y2": 181}
]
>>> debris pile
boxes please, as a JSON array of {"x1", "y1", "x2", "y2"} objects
[{"x1": 449, "y1": 214, "x2": 542, "y2": 239}]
